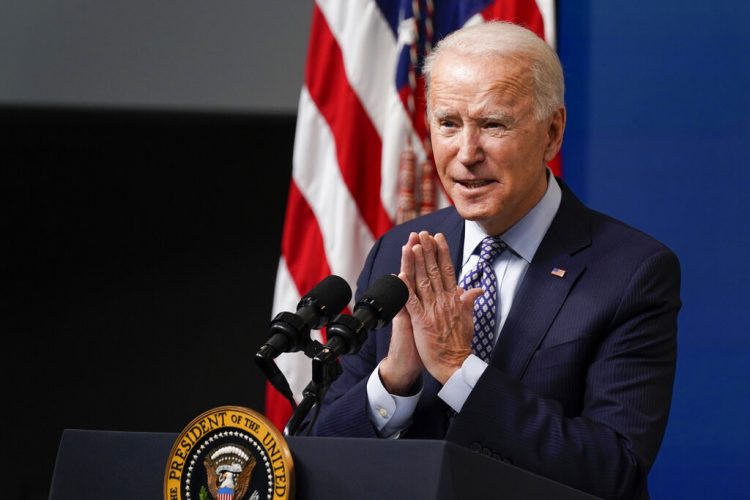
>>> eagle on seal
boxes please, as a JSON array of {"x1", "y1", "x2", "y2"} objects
[{"x1": 204, "y1": 445, "x2": 256, "y2": 500}]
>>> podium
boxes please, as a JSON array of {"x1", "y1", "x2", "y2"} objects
[{"x1": 49, "y1": 429, "x2": 598, "y2": 499}]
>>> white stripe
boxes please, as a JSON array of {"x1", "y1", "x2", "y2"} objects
[
  {"x1": 463, "y1": 13, "x2": 485, "y2": 28},
  {"x1": 316, "y1": 0, "x2": 399, "y2": 137},
  {"x1": 535, "y1": 0, "x2": 557, "y2": 49},
  {"x1": 293, "y1": 88, "x2": 375, "y2": 292},
  {"x1": 271, "y1": 257, "x2": 325, "y2": 402},
  {"x1": 276, "y1": 349, "x2": 312, "y2": 404},
  {"x1": 271, "y1": 257, "x2": 300, "y2": 316}
]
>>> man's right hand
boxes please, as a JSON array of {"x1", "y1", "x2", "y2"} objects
[{"x1": 378, "y1": 233, "x2": 424, "y2": 395}]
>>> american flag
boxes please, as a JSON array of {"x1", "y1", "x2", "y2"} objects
[
  {"x1": 266, "y1": 0, "x2": 558, "y2": 431},
  {"x1": 551, "y1": 267, "x2": 567, "y2": 278}
]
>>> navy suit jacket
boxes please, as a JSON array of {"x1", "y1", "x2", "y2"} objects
[{"x1": 311, "y1": 181, "x2": 680, "y2": 499}]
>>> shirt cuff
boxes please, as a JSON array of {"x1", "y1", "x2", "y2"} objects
[
  {"x1": 366, "y1": 361, "x2": 422, "y2": 437},
  {"x1": 437, "y1": 354, "x2": 488, "y2": 413}
]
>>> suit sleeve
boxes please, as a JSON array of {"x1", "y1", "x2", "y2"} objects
[
  {"x1": 446, "y1": 250, "x2": 681, "y2": 499},
  {"x1": 309, "y1": 236, "x2": 386, "y2": 437}
]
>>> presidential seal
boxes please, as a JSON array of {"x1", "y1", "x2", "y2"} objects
[{"x1": 164, "y1": 406, "x2": 294, "y2": 500}]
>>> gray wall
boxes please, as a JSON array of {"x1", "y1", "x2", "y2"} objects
[{"x1": 0, "y1": 0, "x2": 312, "y2": 112}]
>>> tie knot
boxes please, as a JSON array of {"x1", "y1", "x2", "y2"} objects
[{"x1": 478, "y1": 236, "x2": 505, "y2": 264}]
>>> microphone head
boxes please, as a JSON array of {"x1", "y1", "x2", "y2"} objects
[
  {"x1": 356, "y1": 274, "x2": 409, "y2": 328},
  {"x1": 297, "y1": 275, "x2": 352, "y2": 328}
]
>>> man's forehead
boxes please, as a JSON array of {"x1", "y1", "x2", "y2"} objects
[
  {"x1": 429, "y1": 66, "x2": 533, "y2": 114},
  {"x1": 433, "y1": 48, "x2": 531, "y2": 71},
  {"x1": 431, "y1": 51, "x2": 533, "y2": 91}
]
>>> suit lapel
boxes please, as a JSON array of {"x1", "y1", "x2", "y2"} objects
[
  {"x1": 443, "y1": 209, "x2": 466, "y2": 275},
  {"x1": 492, "y1": 182, "x2": 592, "y2": 379}
]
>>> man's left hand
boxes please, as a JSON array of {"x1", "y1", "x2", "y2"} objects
[{"x1": 401, "y1": 231, "x2": 483, "y2": 384}]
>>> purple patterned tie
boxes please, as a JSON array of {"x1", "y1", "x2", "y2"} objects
[{"x1": 459, "y1": 236, "x2": 506, "y2": 361}]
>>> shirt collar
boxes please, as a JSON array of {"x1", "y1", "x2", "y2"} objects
[{"x1": 462, "y1": 169, "x2": 562, "y2": 265}]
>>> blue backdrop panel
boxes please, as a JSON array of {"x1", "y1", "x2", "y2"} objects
[{"x1": 558, "y1": 1, "x2": 750, "y2": 498}]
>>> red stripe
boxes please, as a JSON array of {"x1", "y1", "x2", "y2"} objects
[
  {"x1": 265, "y1": 384, "x2": 292, "y2": 432},
  {"x1": 281, "y1": 180, "x2": 333, "y2": 296},
  {"x1": 481, "y1": 0, "x2": 545, "y2": 40},
  {"x1": 305, "y1": 5, "x2": 393, "y2": 238}
]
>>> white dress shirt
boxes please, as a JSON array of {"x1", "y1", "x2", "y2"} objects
[{"x1": 367, "y1": 170, "x2": 562, "y2": 437}]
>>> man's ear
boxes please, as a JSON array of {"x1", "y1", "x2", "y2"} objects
[{"x1": 543, "y1": 107, "x2": 566, "y2": 163}]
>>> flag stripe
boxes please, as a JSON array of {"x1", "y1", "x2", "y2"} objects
[
  {"x1": 293, "y1": 88, "x2": 375, "y2": 288},
  {"x1": 318, "y1": 0, "x2": 437, "y2": 219},
  {"x1": 535, "y1": 0, "x2": 556, "y2": 48},
  {"x1": 481, "y1": 0, "x2": 545, "y2": 39},
  {"x1": 281, "y1": 181, "x2": 333, "y2": 293},
  {"x1": 306, "y1": 4, "x2": 393, "y2": 238},
  {"x1": 318, "y1": 0, "x2": 398, "y2": 137}
]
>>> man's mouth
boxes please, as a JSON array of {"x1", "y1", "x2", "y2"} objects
[{"x1": 457, "y1": 179, "x2": 492, "y2": 189}]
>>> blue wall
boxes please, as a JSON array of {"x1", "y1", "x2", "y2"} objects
[{"x1": 558, "y1": 2, "x2": 750, "y2": 497}]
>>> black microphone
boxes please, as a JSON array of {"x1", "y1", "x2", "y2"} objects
[
  {"x1": 257, "y1": 275, "x2": 352, "y2": 360},
  {"x1": 318, "y1": 274, "x2": 409, "y2": 362}
]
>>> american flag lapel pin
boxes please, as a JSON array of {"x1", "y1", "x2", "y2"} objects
[{"x1": 550, "y1": 268, "x2": 567, "y2": 278}]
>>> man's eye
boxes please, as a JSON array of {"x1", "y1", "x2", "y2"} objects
[
  {"x1": 440, "y1": 120, "x2": 456, "y2": 128},
  {"x1": 485, "y1": 122, "x2": 504, "y2": 129}
]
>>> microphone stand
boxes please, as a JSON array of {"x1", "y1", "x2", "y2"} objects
[
  {"x1": 281, "y1": 275, "x2": 407, "y2": 435},
  {"x1": 284, "y1": 341, "x2": 342, "y2": 436}
]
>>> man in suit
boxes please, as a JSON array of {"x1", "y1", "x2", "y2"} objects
[{"x1": 311, "y1": 21, "x2": 680, "y2": 499}]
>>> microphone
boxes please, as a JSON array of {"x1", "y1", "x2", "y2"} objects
[
  {"x1": 257, "y1": 275, "x2": 352, "y2": 360},
  {"x1": 318, "y1": 274, "x2": 409, "y2": 361}
]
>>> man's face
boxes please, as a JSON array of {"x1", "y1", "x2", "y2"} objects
[{"x1": 428, "y1": 51, "x2": 564, "y2": 235}]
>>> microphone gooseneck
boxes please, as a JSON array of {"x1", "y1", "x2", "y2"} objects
[{"x1": 255, "y1": 275, "x2": 352, "y2": 413}]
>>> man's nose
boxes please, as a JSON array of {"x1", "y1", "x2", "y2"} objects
[{"x1": 456, "y1": 127, "x2": 484, "y2": 166}]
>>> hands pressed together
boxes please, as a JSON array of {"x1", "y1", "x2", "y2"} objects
[{"x1": 379, "y1": 231, "x2": 485, "y2": 394}]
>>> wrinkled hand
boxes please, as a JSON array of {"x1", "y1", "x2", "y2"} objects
[
  {"x1": 403, "y1": 231, "x2": 484, "y2": 384},
  {"x1": 379, "y1": 233, "x2": 424, "y2": 395}
]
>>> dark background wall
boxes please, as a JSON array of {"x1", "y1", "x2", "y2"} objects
[
  {"x1": 2, "y1": 108, "x2": 295, "y2": 499},
  {"x1": 2, "y1": 1, "x2": 749, "y2": 499}
]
